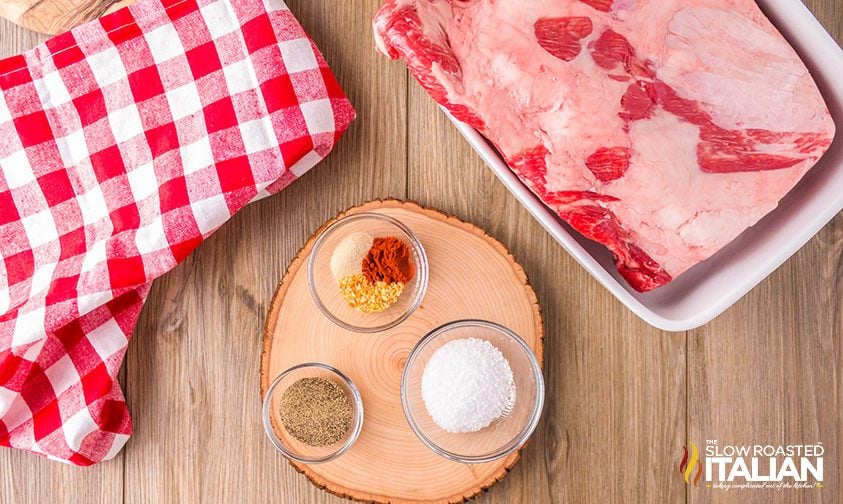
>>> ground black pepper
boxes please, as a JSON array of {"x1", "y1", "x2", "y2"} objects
[{"x1": 278, "y1": 377, "x2": 352, "y2": 447}]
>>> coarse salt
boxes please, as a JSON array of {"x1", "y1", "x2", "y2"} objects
[{"x1": 421, "y1": 337, "x2": 515, "y2": 433}]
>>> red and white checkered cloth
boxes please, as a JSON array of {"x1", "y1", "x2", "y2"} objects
[{"x1": 0, "y1": 0, "x2": 354, "y2": 465}]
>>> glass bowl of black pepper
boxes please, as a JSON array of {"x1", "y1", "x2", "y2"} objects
[{"x1": 262, "y1": 363, "x2": 364, "y2": 464}]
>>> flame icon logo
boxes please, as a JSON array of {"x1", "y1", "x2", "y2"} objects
[{"x1": 679, "y1": 441, "x2": 703, "y2": 487}]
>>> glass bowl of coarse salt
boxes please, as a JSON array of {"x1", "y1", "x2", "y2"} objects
[
  {"x1": 262, "y1": 363, "x2": 364, "y2": 463},
  {"x1": 308, "y1": 212, "x2": 429, "y2": 333},
  {"x1": 401, "y1": 319, "x2": 545, "y2": 463}
]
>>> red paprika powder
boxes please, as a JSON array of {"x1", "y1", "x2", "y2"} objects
[{"x1": 362, "y1": 237, "x2": 414, "y2": 284}]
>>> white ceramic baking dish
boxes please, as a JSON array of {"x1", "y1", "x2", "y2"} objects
[{"x1": 444, "y1": 0, "x2": 843, "y2": 332}]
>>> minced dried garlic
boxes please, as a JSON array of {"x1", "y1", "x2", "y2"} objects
[{"x1": 338, "y1": 274, "x2": 405, "y2": 313}]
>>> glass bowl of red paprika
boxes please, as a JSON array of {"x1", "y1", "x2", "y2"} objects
[{"x1": 308, "y1": 212, "x2": 429, "y2": 333}]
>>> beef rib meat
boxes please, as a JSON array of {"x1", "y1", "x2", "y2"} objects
[{"x1": 373, "y1": 0, "x2": 835, "y2": 292}]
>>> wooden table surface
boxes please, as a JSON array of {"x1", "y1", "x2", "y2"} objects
[{"x1": 0, "y1": 1, "x2": 840, "y2": 503}]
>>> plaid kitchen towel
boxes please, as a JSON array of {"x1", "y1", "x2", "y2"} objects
[{"x1": 0, "y1": 0, "x2": 354, "y2": 464}]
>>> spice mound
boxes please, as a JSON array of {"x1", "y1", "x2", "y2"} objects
[
  {"x1": 363, "y1": 237, "x2": 414, "y2": 283},
  {"x1": 278, "y1": 377, "x2": 352, "y2": 447},
  {"x1": 330, "y1": 232, "x2": 415, "y2": 313},
  {"x1": 421, "y1": 338, "x2": 515, "y2": 433}
]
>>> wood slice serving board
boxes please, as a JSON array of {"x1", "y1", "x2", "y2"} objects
[
  {"x1": 0, "y1": 0, "x2": 133, "y2": 35},
  {"x1": 260, "y1": 200, "x2": 544, "y2": 504}
]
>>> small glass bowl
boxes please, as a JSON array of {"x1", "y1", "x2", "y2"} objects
[
  {"x1": 262, "y1": 363, "x2": 364, "y2": 464},
  {"x1": 308, "y1": 212, "x2": 429, "y2": 333},
  {"x1": 401, "y1": 320, "x2": 544, "y2": 463}
]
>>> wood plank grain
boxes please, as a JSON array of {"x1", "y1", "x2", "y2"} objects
[
  {"x1": 0, "y1": 449, "x2": 124, "y2": 503},
  {"x1": 122, "y1": 1, "x2": 406, "y2": 503},
  {"x1": 687, "y1": 213, "x2": 842, "y2": 504},
  {"x1": 406, "y1": 80, "x2": 688, "y2": 502},
  {"x1": 687, "y1": 4, "x2": 841, "y2": 503},
  {"x1": 803, "y1": 0, "x2": 843, "y2": 40}
]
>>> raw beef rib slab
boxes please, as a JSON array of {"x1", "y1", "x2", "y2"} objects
[{"x1": 373, "y1": 0, "x2": 835, "y2": 292}]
